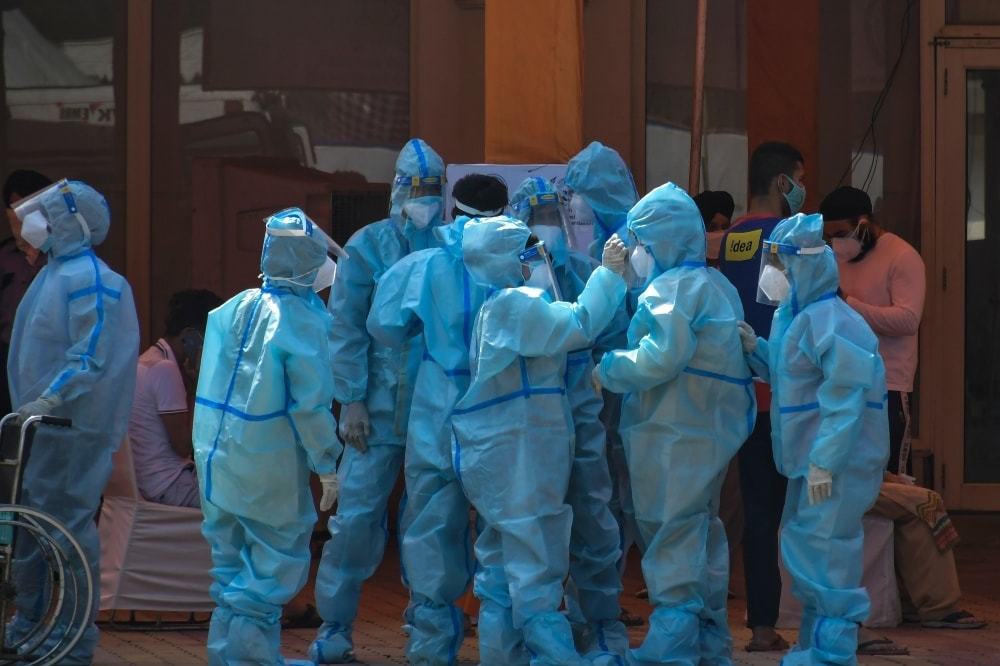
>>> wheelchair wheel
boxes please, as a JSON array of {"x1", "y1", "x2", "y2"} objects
[{"x1": 0, "y1": 505, "x2": 93, "y2": 665}]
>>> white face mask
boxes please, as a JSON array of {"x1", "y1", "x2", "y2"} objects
[
  {"x1": 630, "y1": 245, "x2": 654, "y2": 280},
  {"x1": 831, "y1": 236, "x2": 862, "y2": 262},
  {"x1": 706, "y1": 231, "x2": 726, "y2": 260},
  {"x1": 402, "y1": 197, "x2": 442, "y2": 230},
  {"x1": 312, "y1": 257, "x2": 337, "y2": 292},
  {"x1": 19, "y1": 209, "x2": 51, "y2": 251},
  {"x1": 759, "y1": 264, "x2": 791, "y2": 302}
]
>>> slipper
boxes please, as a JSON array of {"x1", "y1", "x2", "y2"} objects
[
  {"x1": 857, "y1": 637, "x2": 909, "y2": 656},
  {"x1": 635, "y1": 588, "x2": 649, "y2": 599},
  {"x1": 922, "y1": 610, "x2": 987, "y2": 630},
  {"x1": 745, "y1": 635, "x2": 789, "y2": 652}
]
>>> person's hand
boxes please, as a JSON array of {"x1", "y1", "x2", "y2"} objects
[
  {"x1": 807, "y1": 464, "x2": 833, "y2": 505},
  {"x1": 319, "y1": 473, "x2": 339, "y2": 511},
  {"x1": 884, "y1": 471, "x2": 916, "y2": 486},
  {"x1": 339, "y1": 402, "x2": 371, "y2": 452},
  {"x1": 16, "y1": 395, "x2": 61, "y2": 424},
  {"x1": 591, "y1": 366, "x2": 603, "y2": 397},
  {"x1": 602, "y1": 234, "x2": 628, "y2": 275},
  {"x1": 737, "y1": 321, "x2": 758, "y2": 354}
]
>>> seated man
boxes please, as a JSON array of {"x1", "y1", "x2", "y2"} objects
[
  {"x1": 871, "y1": 476, "x2": 986, "y2": 630},
  {"x1": 129, "y1": 289, "x2": 221, "y2": 507}
]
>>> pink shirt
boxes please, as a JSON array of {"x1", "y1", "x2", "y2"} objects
[
  {"x1": 129, "y1": 340, "x2": 191, "y2": 501},
  {"x1": 837, "y1": 232, "x2": 925, "y2": 392}
]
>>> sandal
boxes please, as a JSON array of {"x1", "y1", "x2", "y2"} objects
[
  {"x1": 619, "y1": 609, "x2": 645, "y2": 627},
  {"x1": 922, "y1": 610, "x2": 987, "y2": 630},
  {"x1": 857, "y1": 637, "x2": 909, "y2": 656},
  {"x1": 745, "y1": 634, "x2": 789, "y2": 652}
]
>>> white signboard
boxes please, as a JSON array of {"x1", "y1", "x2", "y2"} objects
[{"x1": 444, "y1": 163, "x2": 594, "y2": 253}]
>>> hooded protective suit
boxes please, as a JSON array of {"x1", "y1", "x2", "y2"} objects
[
  {"x1": 7, "y1": 180, "x2": 139, "y2": 663},
  {"x1": 194, "y1": 209, "x2": 340, "y2": 665},
  {"x1": 313, "y1": 139, "x2": 444, "y2": 662},
  {"x1": 510, "y1": 177, "x2": 629, "y2": 660},
  {"x1": 452, "y1": 217, "x2": 626, "y2": 665},
  {"x1": 361, "y1": 215, "x2": 487, "y2": 664},
  {"x1": 564, "y1": 141, "x2": 639, "y2": 262},
  {"x1": 745, "y1": 213, "x2": 888, "y2": 665},
  {"x1": 595, "y1": 182, "x2": 755, "y2": 665}
]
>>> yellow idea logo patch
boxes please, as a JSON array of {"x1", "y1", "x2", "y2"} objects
[{"x1": 725, "y1": 229, "x2": 762, "y2": 262}]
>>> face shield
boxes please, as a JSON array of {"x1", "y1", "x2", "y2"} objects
[
  {"x1": 518, "y1": 241, "x2": 562, "y2": 302},
  {"x1": 265, "y1": 209, "x2": 348, "y2": 292},
  {"x1": 566, "y1": 191, "x2": 596, "y2": 253},
  {"x1": 397, "y1": 175, "x2": 444, "y2": 230},
  {"x1": 757, "y1": 238, "x2": 825, "y2": 306},
  {"x1": 622, "y1": 229, "x2": 655, "y2": 289},
  {"x1": 12, "y1": 179, "x2": 90, "y2": 251}
]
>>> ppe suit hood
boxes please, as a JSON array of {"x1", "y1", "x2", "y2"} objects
[
  {"x1": 627, "y1": 182, "x2": 705, "y2": 275},
  {"x1": 260, "y1": 209, "x2": 328, "y2": 293},
  {"x1": 434, "y1": 214, "x2": 473, "y2": 258},
  {"x1": 389, "y1": 138, "x2": 445, "y2": 219},
  {"x1": 43, "y1": 180, "x2": 110, "y2": 257},
  {"x1": 769, "y1": 213, "x2": 840, "y2": 313},
  {"x1": 565, "y1": 141, "x2": 638, "y2": 236},
  {"x1": 462, "y1": 216, "x2": 531, "y2": 290}
]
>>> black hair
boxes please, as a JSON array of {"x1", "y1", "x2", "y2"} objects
[
  {"x1": 693, "y1": 190, "x2": 735, "y2": 228},
  {"x1": 3, "y1": 170, "x2": 53, "y2": 208},
  {"x1": 451, "y1": 174, "x2": 508, "y2": 219},
  {"x1": 748, "y1": 142, "x2": 804, "y2": 197},
  {"x1": 164, "y1": 289, "x2": 223, "y2": 337},
  {"x1": 820, "y1": 186, "x2": 878, "y2": 262}
]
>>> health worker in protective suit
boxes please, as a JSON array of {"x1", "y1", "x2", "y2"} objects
[
  {"x1": 6, "y1": 179, "x2": 139, "y2": 663},
  {"x1": 311, "y1": 138, "x2": 445, "y2": 663},
  {"x1": 363, "y1": 174, "x2": 507, "y2": 664},
  {"x1": 563, "y1": 141, "x2": 643, "y2": 586},
  {"x1": 740, "y1": 213, "x2": 889, "y2": 666},
  {"x1": 593, "y1": 182, "x2": 755, "y2": 665},
  {"x1": 194, "y1": 208, "x2": 343, "y2": 665},
  {"x1": 509, "y1": 177, "x2": 629, "y2": 659},
  {"x1": 452, "y1": 216, "x2": 628, "y2": 665}
]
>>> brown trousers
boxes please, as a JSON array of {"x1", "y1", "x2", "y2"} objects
[{"x1": 869, "y1": 488, "x2": 962, "y2": 621}]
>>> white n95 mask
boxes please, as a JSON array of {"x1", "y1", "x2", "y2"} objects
[
  {"x1": 402, "y1": 196, "x2": 442, "y2": 230},
  {"x1": 758, "y1": 264, "x2": 790, "y2": 303},
  {"x1": 19, "y1": 209, "x2": 52, "y2": 251},
  {"x1": 630, "y1": 245, "x2": 654, "y2": 281},
  {"x1": 312, "y1": 257, "x2": 337, "y2": 292}
]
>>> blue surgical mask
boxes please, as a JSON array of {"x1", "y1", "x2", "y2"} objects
[{"x1": 782, "y1": 175, "x2": 806, "y2": 216}]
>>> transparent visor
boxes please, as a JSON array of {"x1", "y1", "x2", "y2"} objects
[
  {"x1": 756, "y1": 239, "x2": 824, "y2": 306},
  {"x1": 526, "y1": 195, "x2": 574, "y2": 250},
  {"x1": 394, "y1": 175, "x2": 443, "y2": 200},
  {"x1": 518, "y1": 242, "x2": 563, "y2": 302},
  {"x1": 12, "y1": 178, "x2": 90, "y2": 250},
  {"x1": 621, "y1": 230, "x2": 651, "y2": 289}
]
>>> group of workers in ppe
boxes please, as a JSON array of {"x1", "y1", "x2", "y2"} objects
[
  {"x1": 0, "y1": 134, "x2": 888, "y2": 666},
  {"x1": 184, "y1": 134, "x2": 887, "y2": 665}
]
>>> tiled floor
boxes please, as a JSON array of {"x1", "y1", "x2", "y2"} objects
[{"x1": 94, "y1": 514, "x2": 1000, "y2": 665}]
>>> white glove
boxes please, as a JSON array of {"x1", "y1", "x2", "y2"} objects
[
  {"x1": 807, "y1": 464, "x2": 833, "y2": 505},
  {"x1": 338, "y1": 401, "x2": 370, "y2": 453},
  {"x1": 17, "y1": 394, "x2": 62, "y2": 423},
  {"x1": 738, "y1": 321, "x2": 758, "y2": 355},
  {"x1": 601, "y1": 234, "x2": 628, "y2": 275},
  {"x1": 319, "y1": 473, "x2": 339, "y2": 512},
  {"x1": 591, "y1": 366, "x2": 603, "y2": 397}
]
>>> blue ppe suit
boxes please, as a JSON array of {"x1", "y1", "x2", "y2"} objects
[
  {"x1": 365, "y1": 216, "x2": 486, "y2": 664},
  {"x1": 595, "y1": 182, "x2": 756, "y2": 665},
  {"x1": 452, "y1": 217, "x2": 627, "y2": 665},
  {"x1": 194, "y1": 211, "x2": 341, "y2": 666},
  {"x1": 511, "y1": 177, "x2": 629, "y2": 661},
  {"x1": 6, "y1": 181, "x2": 139, "y2": 663},
  {"x1": 312, "y1": 138, "x2": 444, "y2": 662},
  {"x1": 564, "y1": 141, "x2": 639, "y2": 262},
  {"x1": 744, "y1": 214, "x2": 888, "y2": 666}
]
